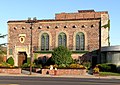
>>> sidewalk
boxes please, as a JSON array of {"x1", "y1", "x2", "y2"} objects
[{"x1": 0, "y1": 72, "x2": 120, "y2": 79}]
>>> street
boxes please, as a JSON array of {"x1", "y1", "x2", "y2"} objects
[{"x1": 0, "y1": 76, "x2": 120, "y2": 85}]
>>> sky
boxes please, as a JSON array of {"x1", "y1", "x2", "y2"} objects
[{"x1": 0, "y1": 0, "x2": 120, "y2": 46}]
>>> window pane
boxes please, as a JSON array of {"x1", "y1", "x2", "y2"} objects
[
  {"x1": 76, "y1": 35, "x2": 80, "y2": 50},
  {"x1": 63, "y1": 34, "x2": 66, "y2": 47},
  {"x1": 46, "y1": 34, "x2": 49, "y2": 50},
  {"x1": 41, "y1": 33, "x2": 49, "y2": 50},
  {"x1": 58, "y1": 35, "x2": 62, "y2": 46},
  {"x1": 41, "y1": 35, "x2": 45, "y2": 50},
  {"x1": 58, "y1": 32, "x2": 66, "y2": 47},
  {"x1": 76, "y1": 32, "x2": 85, "y2": 50}
]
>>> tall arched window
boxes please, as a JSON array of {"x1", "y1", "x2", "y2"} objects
[
  {"x1": 41, "y1": 33, "x2": 49, "y2": 51},
  {"x1": 58, "y1": 32, "x2": 67, "y2": 47},
  {"x1": 76, "y1": 32, "x2": 85, "y2": 50}
]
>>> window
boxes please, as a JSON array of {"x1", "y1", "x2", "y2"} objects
[
  {"x1": 22, "y1": 27, "x2": 25, "y2": 29},
  {"x1": 9, "y1": 49, "x2": 13, "y2": 55},
  {"x1": 58, "y1": 32, "x2": 67, "y2": 47},
  {"x1": 64, "y1": 26, "x2": 67, "y2": 28},
  {"x1": 38, "y1": 26, "x2": 42, "y2": 29},
  {"x1": 47, "y1": 26, "x2": 50, "y2": 29},
  {"x1": 14, "y1": 27, "x2": 17, "y2": 30},
  {"x1": 72, "y1": 25, "x2": 77, "y2": 28},
  {"x1": 76, "y1": 32, "x2": 85, "y2": 50},
  {"x1": 41, "y1": 33, "x2": 49, "y2": 51}
]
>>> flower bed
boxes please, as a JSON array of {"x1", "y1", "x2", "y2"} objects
[
  {"x1": 0, "y1": 68, "x2": 21, "y2": 74},
  {"x1": 42, "y1": 69, "x2": 86, "y2": 75},
  {"x1": 22, "y1": 68, "x2": 41, "y2": 73}
]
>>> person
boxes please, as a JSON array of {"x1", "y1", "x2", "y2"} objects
[{"x1": 50, "y1": 65, "x2": 53, "y2": 70}]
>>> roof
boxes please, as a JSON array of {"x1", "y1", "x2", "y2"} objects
[
  {"x1": 101, "y1": 45, "x2": 120, "y2": 52},
  {"x1": 7, "y1": 18, "x2": 101, "y2": 23}
]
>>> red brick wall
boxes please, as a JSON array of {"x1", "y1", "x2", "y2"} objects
[
  {"x1": 0, "y1": 68, "x2": 21, "y2": 74},
  {"x1": 8, "y1": 20, "x2": 100, "y2": 53},
  {"x1": 8, "y1": 10, "x2": 107, "y2": 58},
  {"x1": 55, "y1": 10, "x2": 108, "y2": 20},
  {"x1": 42, "y1": 69, "x2": 86, "y2": 75}
]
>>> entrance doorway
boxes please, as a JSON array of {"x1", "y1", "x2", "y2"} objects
[{"x1": 18, "y1": 52, "x2": 27, "y2": 67}]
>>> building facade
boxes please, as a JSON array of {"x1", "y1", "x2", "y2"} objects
[{"x1": 7, "y1": 10, "x2": 110, "y2": 66}]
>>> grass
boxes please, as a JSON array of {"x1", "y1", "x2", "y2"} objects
[{"x1": 99, "y1": 72, "x2": 120, "y2": 76}]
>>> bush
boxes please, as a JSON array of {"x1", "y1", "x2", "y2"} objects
[
  {"x1": 108, "y1": 64, "x2": 117, "y2": 72},
  {"x1": 69, "y1": 64, "x2": 86, "y2": 69},
  {"x1": 82, "y1": 61, "x2": 91, "y2": 70},
  {"x1": 117, "y1": 66, "x2": 120, "y2": 73},
  {"x1": 6, "y1": 57, "x2": 14, "y2": 66},
  {"x1": 93, "y1": 65, "x2": 99, "y2": 73},
  {"x1": 98, "y1": 63, "x2": 117, "y2": 72},
  {"x1": 22, "y1": 63, "x2": 30, "y2": 68},
  {"x1": 58, "y1": 64, "x2": 66, "y2": 68},
  {"x1": 51, "y1": 46, "x2": 73, "y2": 65}
]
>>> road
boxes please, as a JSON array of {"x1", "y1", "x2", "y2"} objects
[{"x1": 0, "y1": 76, "x2": 120, "y2": 85}]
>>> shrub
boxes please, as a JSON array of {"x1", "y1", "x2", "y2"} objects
[
  {"x1": 6, "y1": 57, "x2": 14, "y2": 66},
  {"x1": 58, "y1": 64, "x2": 66, "y2": 68},
  {"x1": 117, "y1": 66, "x2": 120, "y2": 73},
  {"x1": 98, "y1": 64, "x2": 111, "y2": 72},
  {"x1": 51, "y1": 46, "x2": 73, "y2": 65},
  {"x1": 93, "y1": 65, "x2": 99, "y2": 73},
  {"x1": 82, "y1": 61, "x2": 91, "y2": 70},
  {"x1": 0, "y1": 62, "x2": 10, "y2": 67},
  {"x1": 69, "y1": 64, "x2": 86, "y2": 69},
  {"x1": 22, "y1": 63, "x2": 30, "y2": 68},
  {"x1": 108, "y1": 64, "x2": 117, "y2": 72},
  {"x1": 98, "y1": 63, "x2": 117, "y2": 72}
]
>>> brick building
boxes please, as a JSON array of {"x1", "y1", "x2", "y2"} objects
[{"x1": 7, "y1": 10, "x2": 110, "y2": 66}]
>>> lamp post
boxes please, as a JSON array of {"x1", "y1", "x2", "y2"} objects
[{"x1": 26, "y1": 17, "x2": 37, "y2": 75}]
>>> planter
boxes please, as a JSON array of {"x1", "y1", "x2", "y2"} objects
[
  {"x1": 0, "y1": 68, "x2": 22, "y2": 74},
  {"x1": 32, "y1": 68, "x2": 41, "y2": 73},
  {"x1": 22, "y1": 68, "x2": 41, "y2": 73},
  {"x1": 93, "y1": 72, "x2": 99, "y2": 76},
  {"x1": 42, "y1": 69, "x2": 86, "y2": 75}
]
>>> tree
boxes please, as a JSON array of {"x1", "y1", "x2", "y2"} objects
[
  {"x1": 0, "y1": 34, "x2": 7, "y2": 63},
  {"x1": 51, "y1": 46, "x2": 73, "y2": 65},
  {"x1": 6, "y1": 57, "x2": 14, "y2": 66}
]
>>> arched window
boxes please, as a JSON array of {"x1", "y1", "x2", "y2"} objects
[
  {"x1": 41, "y1": 33, "x2": 49, "y2": 51},
  {"x1": 58, "y1": 32, "x2": 67, "y2": 47},
  {"x1": 76, "y1": 32, "x2": 85, "y2": 50}
]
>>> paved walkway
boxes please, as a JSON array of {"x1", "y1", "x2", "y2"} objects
[{"x1": 0, "y1": 70, "x2": 120, "y2": 79}]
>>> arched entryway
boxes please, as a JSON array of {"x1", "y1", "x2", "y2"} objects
[{"x1": 18, "y1": 52, "x2": 27, "y2": 67}]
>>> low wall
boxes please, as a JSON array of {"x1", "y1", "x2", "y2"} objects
[
  {"x1": 42, "y1": 69, "x2": 86, "y2": 75},
  {"x1": 0, "y1": 68, "x2": 21, "y2": 74}
]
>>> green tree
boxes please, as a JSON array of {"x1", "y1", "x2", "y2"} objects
[
  {"x1": 0, "y1": 34, "x2": 7, "y2": 63},
  {"x1": 51, "y1": 46, "x2": 73, "y2": 65},
  {"x1": 6, "y1": 57, "x2": 14, "y2": 66}
]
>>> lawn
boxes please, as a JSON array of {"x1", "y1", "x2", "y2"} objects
[{"x1": 99, "y1": 72, "x2": 120, "y2": 76}]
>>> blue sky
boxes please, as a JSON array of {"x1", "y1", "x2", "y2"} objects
[{"x1": 0, "y1": 0, "x2": 120, "y2": 46}]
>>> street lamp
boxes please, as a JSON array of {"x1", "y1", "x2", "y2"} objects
[{"x1": 26, "y1": 17, "x2": 37, "y2": 75}]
